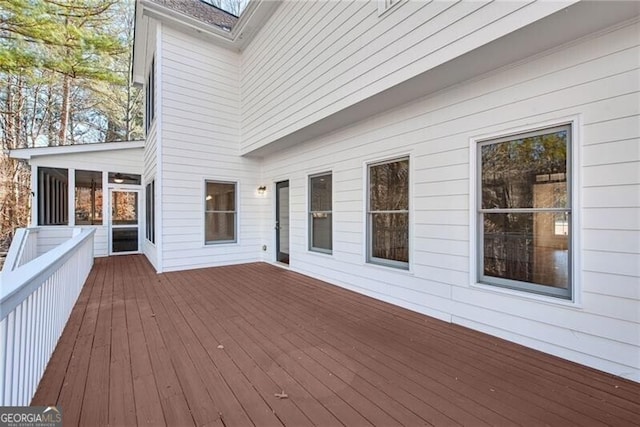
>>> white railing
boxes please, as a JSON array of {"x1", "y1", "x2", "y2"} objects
[
  {"x1": 2, "y1": 228, "x2": 39, "y2": 273},
  {"x1": 0, "y1": 227, "x2": 95, "y2": 406}
]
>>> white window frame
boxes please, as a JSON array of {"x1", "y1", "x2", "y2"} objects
[
  {"x1": 308, "y1": 171, "x2": 333, "y2": 254},
  {"x1": 145, "y1": 179, "x2": 155, "y2": 244},
  {"x1": 145, "y1": 57, "x2": 155, "y2": 133},
  {"x1": 471, "y1": 121, "x2": 578, "y2": 301},
  {"x1": 204, "y1": 179, "x2": 238, "y2": 245},
  {"x1": 366, "y1": 156, "x2": 410, "y2": 270}
]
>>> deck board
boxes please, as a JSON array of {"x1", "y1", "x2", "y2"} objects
[{"x1": 32, "y1": 255, "x2": 640, "y2": 426}]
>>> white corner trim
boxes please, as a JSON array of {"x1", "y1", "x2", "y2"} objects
[{"x1": 155, "y1": 22, "x2": 164, "y2": 274}]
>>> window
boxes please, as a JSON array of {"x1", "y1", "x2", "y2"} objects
[
  {"x1": 38, "y1": 167, "x2": 69, "y2": 226},
  {"x1": 145, "y1": 57, "x2": 155, "y2": 133},
  {"x1": 367, "y1": 158, "x2": 409, "y2": 268},
  {"x1": 205, "y1": 181, "x2": 237, "y2": 244},
  {"x1": 145, "y1": 180, "x2": 155, "y2": 244},
  {"x1": 75, "y1": 170, "x2": 102, "y2": 225},
  {"x1": 309, "y1": 172, "x2": 332, "y2": 253},
  {"x1": 478, "y1": 124, "x2": 572, "y2": 298}
]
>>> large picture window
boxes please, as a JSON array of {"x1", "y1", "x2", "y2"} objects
[
  {"x1": 205, "y1": 180, "x2": 237, "y2": 244},
  {"x1": 145, "y1": 180, "x2": 155, "y2": 244},
  {"x1": 309, "y1": 172, "x2": 332, "y2": 253},
  {"x1": 75, "y1": 170, "x2": 102, "y2": 225},
  {"x1": 478, "y1": 124, "x2": 572, "y2": 298},
  {"x1": 367, "y1": 158, "x2": 409, "y2": 269}
]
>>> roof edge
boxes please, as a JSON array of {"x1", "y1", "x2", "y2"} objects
[{"x1": 10, "y1": 141, "x2": 145, "y2": 160}]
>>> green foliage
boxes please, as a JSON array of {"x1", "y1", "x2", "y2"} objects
[
  {"x1": 0, "y1": 0, "x2": 142, "y2": 246},
  {"x1": 1, "y1": 0, "x2": 123, "y2": 81}
]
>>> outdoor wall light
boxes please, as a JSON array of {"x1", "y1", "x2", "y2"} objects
[{"x1": 257, "y1": 185, "x2": 267, "y2": 195}]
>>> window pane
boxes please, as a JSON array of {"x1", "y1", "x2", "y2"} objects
[
  {"x1": 205, "y1": 212, "x2": 236, "y2": 242},
  {"x1": 483, "y1": 212, "x2": 569, "y2": 288},
  {"x1": 370, "y1": 159, "x2": 409, "y2": 211},
  {"x1": 112, "y1": 191, "x2": 138, "y2": 225},
  {"x1": 145, "y1": 181, "x2": 155, "y2": 243},
  {"x1": 481, "y1": 130, "x2": 568, "y2": 209},
  {"x1": 112, "y1": 228, "x2": 138, "y2": 252},
  {"x1": 38, "y1": 167, "x2": 69, "y2": 226},
  {"x1": 206, "y1": 182, "x2": 236, "y2": 211},
  {"x1": 311, "y1": 213, "x2": 332, "y2": 251},
  {"x1": 310, "y1": 174, "x2": 332, "y2": 212},
  {"x1": 371, "y1": 212, "x2": 408, "y2": 263},
  {"x1": 75, "y1": 170, "x2": 102, "y2": 225}
]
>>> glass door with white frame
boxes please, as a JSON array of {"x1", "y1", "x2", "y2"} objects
[{"x1": 110, "y1": 189, "x2": 140, "y2": 254}]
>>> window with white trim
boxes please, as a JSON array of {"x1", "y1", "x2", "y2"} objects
[
  {"x1": 145, "y1": 57, "x2": 155, "y2": 133},
  {"x1": 145, "y1": 180, "x2": 155, "y2": 244},
  {"x1": 478, "y1": 124, "x2": 572, "y2": 298},
  {"x1": 205, "y1": 180, "x2": 237, "y2": 244},
  {"x1": 367, "y1": 157, "x2": 409, "y2": 269},
  {"x1": 309, "y1": 172, "x2": 332, "y2": 253}
]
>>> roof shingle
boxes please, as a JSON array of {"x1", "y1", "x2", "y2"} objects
[{"x1": 149, "y1": 0, "x2": 238, "y2": 31}]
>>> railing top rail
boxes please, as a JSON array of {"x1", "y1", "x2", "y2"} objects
[{"x1": 0, "y1": 228, "x2": 95, "y2": 319}]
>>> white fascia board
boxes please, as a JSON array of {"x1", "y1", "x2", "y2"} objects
[
  {"x1": 132, "y1": 2, "x2": 148, "y2": 86},
  {"x1": 140, "y1": 0, "x2": 237, "y2": 50},
  {"x1": 137, "y1": 0, "x2": 280, "y2": 53},
  {"x1": 10, "y1": 141, "x2": 145, "y2": 160},
  {"x1": 231, "y1": 0, "x2": 281, "y2": 50}
]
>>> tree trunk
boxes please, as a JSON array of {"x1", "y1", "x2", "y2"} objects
[{"x1": 58, "y1": 74, "x2": 70, "y2": 146}]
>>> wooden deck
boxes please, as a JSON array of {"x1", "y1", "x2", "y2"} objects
[{"x1": 32, "y1": 255, "x2": 640, "y2": 426}]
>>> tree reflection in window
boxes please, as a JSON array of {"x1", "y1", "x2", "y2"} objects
[
  {"x1": 368, "y1": 158, "x2": 409, "y2": 268},
  {"x1": 479, "y1": 126, "x2": 571, "y2": 298}
]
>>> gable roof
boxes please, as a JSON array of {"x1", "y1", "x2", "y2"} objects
[{"x1": 148, "y1": 0, "x2": 238, "y2": 32}]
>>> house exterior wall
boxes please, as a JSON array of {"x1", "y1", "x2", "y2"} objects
[
  {"x1": 143, "y1": 20, "x2": 160, "y2": 271},
  {"x1": 28, "y1": 148, "x2": 144, "y2": 257},
  {"x1": 258, "y1": 21, "x2": 640, "y2": 380},
  {"x1": 239, "y1": 0, "x2": 576, "y2": 154},
  {"x1": 159, "y1": 26, "x2": 265, "y2": 271}
]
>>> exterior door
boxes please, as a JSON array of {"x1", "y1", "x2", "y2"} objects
[
  {"x1": 275, "y1": 180, "x2": 290, "y2": 264},
  {"x1": 110, "y1": 189, "x2": 140, "y2": 254}
]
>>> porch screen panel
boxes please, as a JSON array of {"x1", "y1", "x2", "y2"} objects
[
  {"x1": 75, "y1": 170, "x2": 103, "y2": 225},
  {"x1": 38, "y1": 167, "x2": 69, "y2": 226}
]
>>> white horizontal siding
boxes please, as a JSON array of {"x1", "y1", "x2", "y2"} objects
[
  {"x1": 35, "y1": 226, "x2": 108, "y2": 258},
  {"x1": 258, "y1": 21, "x2": 640, "y2": 380},
  {"x1": 240, "y1": 0, "x2": 575, "y2": 153},
  {"x1": 160, "y1": 26, "x2": 264, "y2": 272}
]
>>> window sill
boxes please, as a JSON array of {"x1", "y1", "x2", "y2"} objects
[
  {"x1": 308, "y1": 248, "x2": 333, "y2": 256},
  {"x1": 470, "y1": 281, "x2": 582, "y2": 308},
  {"x1": 202, "y1": 241, "x2": 238, "y2": 248},
  {"x1": 365, "y1": 260, "x2": 414, "y2": 276}
]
